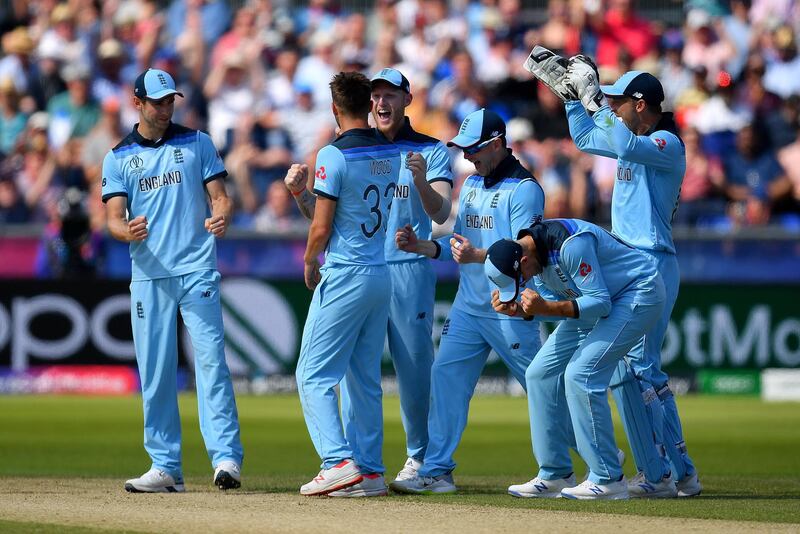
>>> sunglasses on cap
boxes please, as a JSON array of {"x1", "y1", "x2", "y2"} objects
[{"x1": 462, "y1": 135, "x2": 502, "y2": 156}]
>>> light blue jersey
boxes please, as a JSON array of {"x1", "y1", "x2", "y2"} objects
[
  {"x1": 521, "y1": 219, "x2": 663, "y2": 318},
  {"x1": 101, "y1": 123, "x2": 226, "y2": 280},
  {"x1": 385, "y1": 119, "x2": 453, "y2": 262},
  {"x1": 566, "y1": 102, "x2": 685, "y2": 253},
  {"x1": 436, "y1": 152, "x2": 544, "y2": 318},
  {"x1": 313, "y1": 128, "x2": 401, "y2": 266}
]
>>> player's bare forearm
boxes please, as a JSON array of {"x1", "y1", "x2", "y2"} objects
[
  {"x1": 107, "y1": 216, "x2": 136, "y2": 242},
  {"x1": 211, "y1": 194, "x2": 233, "y2": 222},
  {"x1": 416, "y1": 179, "x2": 452, "y2": 224},
  {"x1": 294, "y1": 189, "x2": 316, "y2": 220},
  {"x1": 304, "y1": 196, "x2": 336, "y2": 263}
]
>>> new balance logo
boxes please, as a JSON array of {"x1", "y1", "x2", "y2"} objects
[
  {"x1": 136, "y1": 301, "x2": 144, "y2": 319},
  {"x1": 490, "y1": 193, "x2": 500, "y2": 208},
  {"x1": 173, "y1": 148, "x2": 184, "y2": 164},
  {"x1": 639, "y1": 483, "x2": 655, "y2": 492},
  {"x1": 441, "y1": 318, "x2": 451, "y2": 336},
  {"x1": 201, "y1": 290, "x2": 212, "y2": 298},
  {"x1": 417, "y1": 312, "x2": 426, "y2": 320},
  {"x1": 589, "y1": 486, "x2": 604, "y2": 495},
  {"x1": 533, "y1": 482, "x2": 548, "y2": 493},
  {"x1": 510, "y1": 343, "x2": 520, "y2": 350}
]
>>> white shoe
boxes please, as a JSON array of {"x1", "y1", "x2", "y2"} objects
[
  {"x1": 328, "y1": 473, "x2": 388, "y2": 497},
  {"x1": 628, "y1": 471, "x2": 677, "y2": 498},
  {"x1": 582, "y1": 449, "x2": 625, "y2": 482},
  {"x1": 300, "y1": 459, "x2": 362, "y2": 496},
  {"x1": 394, "y1": 457, "x2": 422, "y2": 482},
  {"x1": 214, "y1": 460, "x2": 241, "y2": 490},
  {"x1": 391, "y1": 472, "x2": 456, "y2": 494},
  {"x1": 508, "y1": 474, "x2": 576, "y2": 498},
  {"x1": 561, "y1": 478, "x2": 629, "y2": 500},
  {"x1": 676, "y1": 472, "x2": 702, "y2": 497},
  {"x1": 125, "y1": 468, "x2": 185, "y2": 493}
]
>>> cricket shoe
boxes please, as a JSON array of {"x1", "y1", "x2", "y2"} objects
[
  {"x1": 508, "y1": 474, "x2": 576, "y2": 498},
  {"x1": 328, "y1": 473, "x2": 388, "y2": 497},
  {"x1": 125, "y1": 468, "x2": 185, "y2": 493},
  {"x1": 628, "y1": 471, "x2": 677, "y2": 498},
  {"x1": 214, "y1": 460, "x2": 241, "y2": 490},
  {"x1": 676, "y1": 472, "x2": 702, "y2": 497},
  {"x1": 391, "y1": 472, "x2": 457, "y2": 494},
  {"x1": 300, "y1": 459, "x2": 363, "y2": 496},
  {"x1": 394, "y1": 457, "x2": 422, "y2": 483},
  {"x1": 561, "y1": 478, "x2": 629, "y2": 500}
]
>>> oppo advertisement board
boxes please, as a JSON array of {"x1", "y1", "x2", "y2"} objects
[{"x1": 0, "y1": 280, "x2": 798, "y2": 385}]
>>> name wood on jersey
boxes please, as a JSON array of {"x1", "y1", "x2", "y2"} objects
[
  {"x1": 465, "y1": 214, "x2": 494, "y2": 229},
  {"x1": 139, "y1": 170, "x2": 183, "y2": 192}
]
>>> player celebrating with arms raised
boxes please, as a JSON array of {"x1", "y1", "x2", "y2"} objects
[
  {"x1": 564, "y1": 60, "x2": 700, "y2": 497},
  {"x1": 102, "y1": 68, "x2": 243, "y2": 493}
]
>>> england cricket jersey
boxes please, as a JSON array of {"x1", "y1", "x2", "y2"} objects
[
  {"x1": 437, "y1": 152, "x2": 544, "y2": 318},
  {"x1": 101, "y1": 122, "x2": 226, "y2": 281},
  {"x1": 519, "y1": 219, "x2": 663, "y2": 320},
  {"x1": 313, "y1": 128, "x2": 401, "y2": 266},
  {"x1": 566, "y1": 102, "x2": 685, "y2": 253},
  {"x1": 385, "y1": 118, "x2": 453, "y2": 262}
]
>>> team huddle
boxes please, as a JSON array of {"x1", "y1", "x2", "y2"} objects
[{"x1": 104, "y1": 47, "x2": 701, "y2": 500}]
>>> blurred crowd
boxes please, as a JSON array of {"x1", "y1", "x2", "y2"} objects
[{"x1": 1, "y1": 0, "x2": 800, "y2": 261}]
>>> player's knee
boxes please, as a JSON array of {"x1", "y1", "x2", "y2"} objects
[{"x1": 563, "y1": 364, "x2": 590, "y2": 392}]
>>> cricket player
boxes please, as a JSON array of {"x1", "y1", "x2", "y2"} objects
[
  {"x1": 486, "y1": 219, "x2": 666, "y2": 500},
  {"x1": 294, "y1": 72, "x2": 401, "y2": 497},
  {"x1": 102, "y1": 68, "x2": 243, "y2": 493},
  {"x1": 391, "y1": 108, "x2": 545, "y2": 494},
  {"x1": 285, "y1": 68, "x2": 453, "y2": 487},
  {"x1": 564, "y1": 61, "x2": 700, "y2": 497}
]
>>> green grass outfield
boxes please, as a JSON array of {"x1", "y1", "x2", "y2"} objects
[{"x1": 0, "y1": 394, "x2": 798, "y2": 524}]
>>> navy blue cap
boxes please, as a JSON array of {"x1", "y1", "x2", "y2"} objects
[
  {"x1": 601, "y1": 71, "x2": 664, "y2": 106},
  {"x1": 485, "y1": 239, "x2": 523, "y2": 303},
  {"x1": 447, "y1": 108, "x2": 506, "y2": 149},
  {"x1": 133, "y1": 68, "x2": 184, "y2": 100},
  {"x1": 371, "y1": 67, "x2": 410, "y2": 93}
]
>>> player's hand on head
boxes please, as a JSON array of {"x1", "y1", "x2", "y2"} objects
[
  {"x1": 396, "y1": 224, "x2": 418, "y2": 252},
  {"x1": 520, "y1": 288, "x2": 546, "y2": 316},
  {"x1": 205, "y1": 214, "x2": 228, "y2": 237},
  {"x1": 284, "y1": 163, "x2": 309, "y2": 195},
  {"x1": 304, "y1": 258, "x2": 321, "y2": 290},
  {"x1": 128, "y1": 215, "x2": 148, "y2": 241},
  {"x1": 491, "y1": 289, "x2": 519, "y2": 317},
  {"x1": 405, "y1": 151, "x2": 427, "y2": 183}
]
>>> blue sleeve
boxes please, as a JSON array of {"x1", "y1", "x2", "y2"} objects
[
  {"x1": 433, "y1": 187, "x2": 462, "y2": 261},
  {"x1": 101, "y1": 151, "x2": 127, "y2": 203},
  {"x1": 566, "y1": 101, "x2": 618, "y2": 159},
  {"x1": 592, "y1": 107, "x2": 683, "y2": 171},
  {"x1": 312, "y1": 145, "x2": 346, "y2": 200},
  {"x1": 560, "y1": 234, "x2": 612, "y2": 320},
  {"x1": 198, "y1": 132, "x2": 227, "y2": 183},
  {"x1": 509, "y1": 179, "x2": 544, "y2": 237},
  {"x1": 427, "y1": 142, "x2": 453, "y2": 184}
]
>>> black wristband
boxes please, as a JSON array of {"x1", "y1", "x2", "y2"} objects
[{"x1": 432, "y1": 240, "x2": 441, "y2": 259}]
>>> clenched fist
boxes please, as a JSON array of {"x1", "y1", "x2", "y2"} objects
[{"x1": 284, "y1": 163, "x2": 309, "y2": 195}]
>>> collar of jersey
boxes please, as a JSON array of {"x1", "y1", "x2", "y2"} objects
[
  {"x1": 393, "y1": 117, "x2": 415, "y2": 141},
  {"x1": 132, "y1": 122, "x2": 178, "y2": 148},
  {"x1": 482, "y1": 149, "x2": 517, "y2": 188},
  {"x1": 335, "y1": 127, "x2": 376, "y2": 141},
  {"x1": 648, "y1": 112, "x2": 679, "y2": 138}
]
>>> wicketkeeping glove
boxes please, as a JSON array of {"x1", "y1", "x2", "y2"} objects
[
  {"x1": 523, "y1": 46, "x2": 577, "y2": 102},
  {"x1": 565, "y1": 55, "x2": 605, "y2": 113}
]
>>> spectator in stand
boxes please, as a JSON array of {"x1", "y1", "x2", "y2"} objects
[
  {"x1": 264, "y1": 47, "x2": 300, "y2": 111},
  {"x1": 0, "y1": 173, "x2": 29, "y2": 223},
  {"x1": 692, "y1": 71, "x2": 752, "y2": 158},
  {"x1": 722, "y1": 0, "x2": 754, "y2": 80},
  {"x1": 590, "y1": 0, "x2": 657, "y2": 77},
  {"x1": 225, "y1": 116, "x2": 293, "y2": 216},
  {"x1": 721, "y1": 121, "x2": 793, "y2": 225},
  {"x1": 253, "y1": 179, "x2": 308, "y2": 234},
  {"x1": 210, "y1": 5, "x2": 260, "y2": 69},
  {"x1": 0, "y1": 77, "x2": 28, "y2": 155},
  {"x1": 674, "y1": 125, "x2": 727, "y2": 226},
  {"x1": 536, "y1": 0, "x2": 581, "y2": 57},
  {"x1": 204, "y1": 51, "x2": 265, "y2": 154},
  {"x1": 736, "y1": 51, "x2": 782, "y2": 121},
  {"x1": 674, "y1": 65, "x2": 711, "y2": 128},
  {"x1": 294, "y1": 31, "x2": 337, "y2": 109},
  {"x1": 430, "y1": 48, "x2": 483, "y2": 122},
  {"x1": 81, "y1": 97, "x2": 124, "y2": 185},
  {"x1": 277, "y1": 82, "x2": 336, "y2": 166},
  {"x1": 526, "y1": 80, "x2": 571, "y2": 141},
  {"x1": 166, "y1": 0, "x2": 231, "y2": 49},
  {"x1": 37, "y1": 4, "x2": 88, "y2": 68},
  {"x1": 658, "y1": 30, "x2": 693, "y2": 111},
  {"x1": 47, "y1": 63, "x2": 100, "y2": 150},
  {"x1": 31, "y1": 36, "x2": 67, "y2": 112},
  {"x1": 681, "y1": 9, "x2": 736, "y2": 88},
  {"x1": 0, "y1": 26, "x2": 37, "y2": 99},
  {"x1": 763, "y1": 25, "x2": 800, "y2": 100},
  {"x1": 763, "y1": 94, "x2": 800, "y2": 149},
  {"x1": 92, "y1": 39, "x2": 128, "y2": 106}
]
